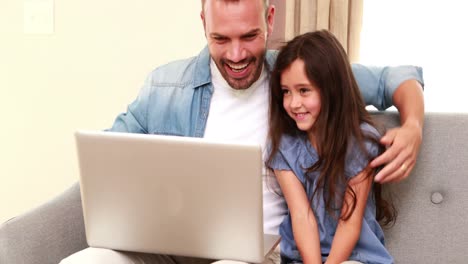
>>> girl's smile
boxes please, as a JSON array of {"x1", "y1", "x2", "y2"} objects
[{"x1": 280, "y1": 59, "x2": 321, "y2": 134}]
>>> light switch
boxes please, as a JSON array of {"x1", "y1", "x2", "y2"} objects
[{"x1": 24, "y1": 0, "x2": 54, "y2": 34}]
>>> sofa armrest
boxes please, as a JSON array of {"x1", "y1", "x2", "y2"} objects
[{"x1": 0, "y1": 182, "x2": 87, "y2": 264}]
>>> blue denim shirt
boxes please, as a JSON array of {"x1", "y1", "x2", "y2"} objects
[{"x1": 109, "y1": 46, "x2": 423, "y2": 135}]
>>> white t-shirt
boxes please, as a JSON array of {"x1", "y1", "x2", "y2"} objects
[{"x1": 204, "y1": 60, "x2": 287, "y2": 235}]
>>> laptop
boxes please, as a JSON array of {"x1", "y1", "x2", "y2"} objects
[{"x1": 75, "y1": 130, "x2": 280, "y2": 263}]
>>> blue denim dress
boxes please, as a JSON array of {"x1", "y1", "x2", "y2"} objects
[{"x1": 268, "y1": 123, "x2": 393, "y2": 264}]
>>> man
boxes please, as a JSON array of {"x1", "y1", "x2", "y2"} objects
[{"x1": 61, "y1": 0, "x2": 424, "y2": 263}]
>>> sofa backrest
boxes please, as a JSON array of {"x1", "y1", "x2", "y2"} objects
[{"x1": 372, "y1": 112, "x2": 468, "y2": 263}]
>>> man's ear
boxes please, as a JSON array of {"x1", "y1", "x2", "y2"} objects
[
  {"x1": 266, "y1": 5, "x2": 275, "y2": 37},
  {"x1": 200, "y1": 10, "x2": 206, "y2": 31}
]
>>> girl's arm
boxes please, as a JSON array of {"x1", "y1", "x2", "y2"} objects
[
  {"x1": 274, "y1": 169, "x2": 322, "y2": 264},
  {"x1": 325, "y1": 167, "x2": 374, "y2": 264}
]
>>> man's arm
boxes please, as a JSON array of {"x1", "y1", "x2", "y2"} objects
[
  {"x1": 352, "y1": 64, "x2": 424, "y2": 183},
  {"x1": 108, "y1": 74, "x2": 153, "y2": 133},
  {"x1": 371, "y1": 80, "x2": 424, "y2": 182}
]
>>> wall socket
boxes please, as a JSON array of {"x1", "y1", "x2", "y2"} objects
[{"x1": 23, "y1": 0, "x2": 54, "y2": 34}]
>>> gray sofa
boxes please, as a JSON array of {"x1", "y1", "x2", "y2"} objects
[{"x1": 1, "y1": 112, "x2": 468, "y2": 264}]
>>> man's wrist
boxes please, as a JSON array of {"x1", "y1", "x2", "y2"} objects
[{"x1": 402, "y1": 118, "x2": 423, "y2": 133}]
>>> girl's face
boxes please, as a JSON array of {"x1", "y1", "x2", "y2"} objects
[{"x1": 280, "y1": 59, "x2": 321, "y2": 137}]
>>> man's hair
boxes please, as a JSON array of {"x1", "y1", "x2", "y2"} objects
[{"x1": 201, "y1": 0, "x2": 270, "y2": 16}]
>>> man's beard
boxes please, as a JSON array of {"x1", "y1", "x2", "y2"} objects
[{"x1": 216, "y1": 52, "x2": 266, "y2": 90}]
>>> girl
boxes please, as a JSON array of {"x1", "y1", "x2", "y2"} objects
[{"x1": 267, "y1": 30, "x2": 396, "y2": 264}]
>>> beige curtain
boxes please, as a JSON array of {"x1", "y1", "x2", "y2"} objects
[{"x1": 283, "y1": 0, "x2": 363, "y2": 62}]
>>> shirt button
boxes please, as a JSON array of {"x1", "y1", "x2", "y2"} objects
[{"x1": 431, "y1": 192, "x2": 444, "y2": 204}]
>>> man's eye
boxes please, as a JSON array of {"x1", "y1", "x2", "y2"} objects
[
  {"x1": 213, "y1": 37, "x2": 227, "y2": 42},
  {"x1": 243, "y1": 34, "x2": 257, "y2": 41}
]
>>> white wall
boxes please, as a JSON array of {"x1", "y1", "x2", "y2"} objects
[
  {"x1": 360, "y1": 0, "x2": 468, "y2": 113},
  {"x1": 0, "y1": 1, "x2": 206, "y2": 223}
]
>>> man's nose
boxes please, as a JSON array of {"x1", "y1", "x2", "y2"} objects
[{"x1": 226, "y1": 41, "x2": 246, "y2": 62}]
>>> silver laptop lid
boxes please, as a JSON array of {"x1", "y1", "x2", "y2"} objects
[{"x1": 75, "y1": 130, "x2": 267, "y2": 263}]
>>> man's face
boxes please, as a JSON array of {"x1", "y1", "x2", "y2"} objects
[{"x1": 201, "y1": 0, "x2": 275, "y2": 90}]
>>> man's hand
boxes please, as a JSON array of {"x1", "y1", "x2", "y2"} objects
[
  {"x1": 370, "y1": 122, "x2": 423, "y2": 183},
  {"x1": 371, "y1": 78, "x2": 424, "y2": 183}
]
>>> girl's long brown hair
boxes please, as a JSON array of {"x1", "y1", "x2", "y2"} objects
[{"x1": 267, "y1": 30, "x2": 396, "y2": 225}]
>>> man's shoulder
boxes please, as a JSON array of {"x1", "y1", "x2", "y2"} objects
[
  {"x1": 266, "y1": 49, "x2": 279, "y2": 56},
  {"x1": 266, "y1": 49, "x2": 279, "y2": 70},
  {"x1": 147, "y1": 47, "x2": 211, "y2": 87},
  {"x1": 149, "y1": 56, "x2": 198, "y2": 82}
]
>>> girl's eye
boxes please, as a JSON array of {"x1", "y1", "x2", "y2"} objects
[
  {"x1": 299, "y1": 88, "x2": 310, "y2": 94},
  {"x1": 281, "y1": 89, "x2": 290, "y2": 95}
]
